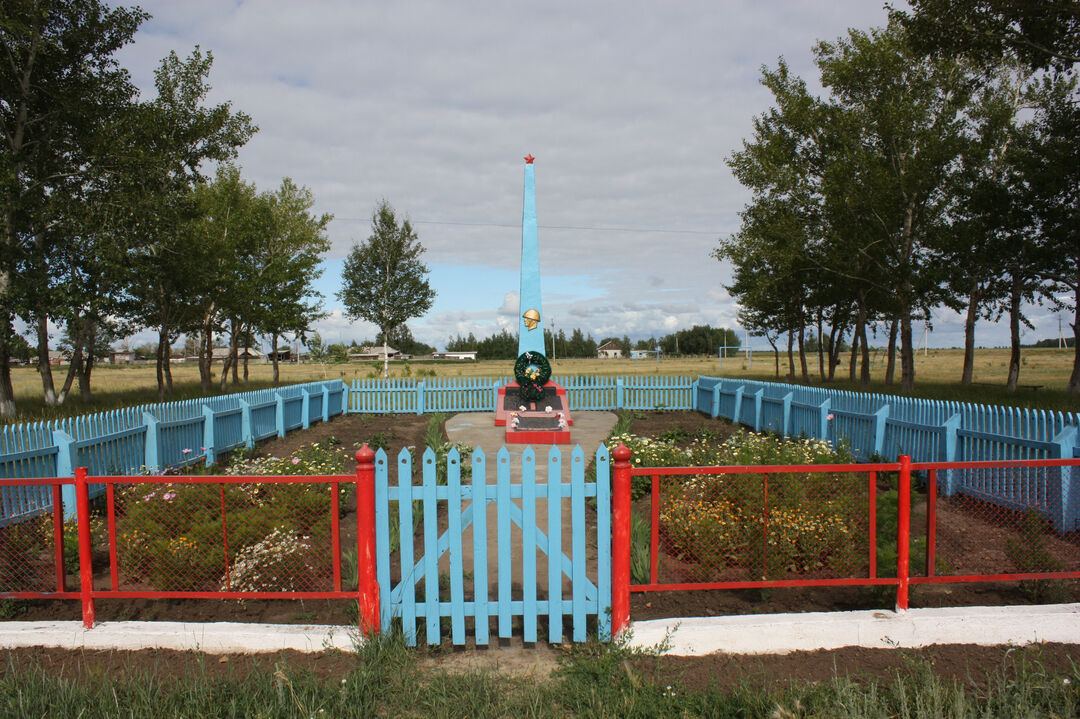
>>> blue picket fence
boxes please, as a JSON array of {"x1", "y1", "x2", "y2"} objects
[
  {"x1": 348, "y1": 375, "x2": 695, "y2": 414},
  {"x1": 375, "y1": 444, "x2": 612, "y2": 646},
  {"x1": 0, "y1": 380, "x2": 347, "y2": 526},
  {"x1": 697, "y1": 376, "x2": 1080, "y2": 531}
]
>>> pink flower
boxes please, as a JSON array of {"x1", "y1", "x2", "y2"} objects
[
  {"x1": 163, "y1": 492, "x2": 176, "y2": 501},
  {"x1": 826, "y1": 414, "x2": 835, "y2": 421},
  {"x1": 291, "y1": 457, "x2": 301, "y2": 465},
  {"x1": 181, "y1": 448, "x2": 193, "y2": 454}
]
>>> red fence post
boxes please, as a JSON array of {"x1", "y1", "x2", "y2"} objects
[
  {"x1": 51, "y1": 484, "x2": 66, "y2": 593},
  {"x1": 612, "y1": 442, "x2": 632, "y2": 637},
  {"x1": 926, "y1": 468, "x2": 937, "y2": 577},
  {"x1": 896, "y1": 455, "x2": 911, "y2": 611},
  {"x1": 75, "y1": 468, "x2": 95, "y2": 628},
  {"x1": 355, "y1": 445, "x2": 380, "y2": 636}
]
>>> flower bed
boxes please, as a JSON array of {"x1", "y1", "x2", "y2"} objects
[
  {"x1": 607, "y1": 429, "x2": 866, "y2": 580},
  {"x1": 113, "y1": 439, "x2": 351, "y2": 592}
]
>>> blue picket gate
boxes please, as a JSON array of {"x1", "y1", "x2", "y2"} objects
[{"x1": 374, "y1": 444, "x2": 612, "y2": 645}]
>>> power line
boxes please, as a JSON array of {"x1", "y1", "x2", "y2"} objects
[{"x1": 330, "y1": 217, "x2": 719, "y2": 235}]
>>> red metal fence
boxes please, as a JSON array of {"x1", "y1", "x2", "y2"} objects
[
  {"x1": 5, "y1": 445, "x2": 1079, "y2": 641},
  {"x1": 610, "y1": 448, "x2": 1080, "y2": 635},
  {"x1": 909, "y1": 459, "x2": 1080, "y2": 587},
  {"x1": 0, "y1": 449, "x2": 381, "y2": 631}
]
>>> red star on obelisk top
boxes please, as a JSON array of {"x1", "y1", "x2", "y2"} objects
[{"x1": 524, "y1": 154, "x2": 535, "y2": 164}]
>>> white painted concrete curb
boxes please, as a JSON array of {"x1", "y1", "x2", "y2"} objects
[
  {"x1": 0, "y1": 621, "x2": 361, "y2": 654},
  {"x1": 627, "y1": 603, "x2": 1080, "y2": 655},
  {"x1": 3, "y1": 604, "x2": 1079, "y2": 655}
]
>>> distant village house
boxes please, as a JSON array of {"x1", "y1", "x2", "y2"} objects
[
  {"x1": 596, "y1": 341, "x2": 622, "y2": 359},
  {"x1": 349, "y1": 345, "x2": 405, "y2": 361}
]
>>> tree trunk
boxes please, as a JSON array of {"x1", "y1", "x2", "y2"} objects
[
  {"x1": 242, "y1": 330, "x2": 250, "y2": 384},
  {"x1": 35, "y1": 316, "x2": 58, "y2": 406},
  {"x1": 856, "y1": 290, "x2": 870, "y2": 388},
  {"x1": 786, "y1": 331, "x2": 795, "y2": 380},
  {"x1": 199, "y1": 309, "x2": 214, "y2": 394},
  {"x1": 1006, "y1": 275, "x2": 1022, "y2": 392},
  {"x1": 826, "y1": 320, "x2": 843, "y2": 382},
  {"x1": 1068, "y1": 290, "x2": 1079, "y2": 395},
  {"x1": 900, "y1": 313, "x2": 915, "y2": 391},
  {"x1": 848, "y1": 328, "x2": 859, "y2": 383},
  {"x1": 56, "y1": 337, "x2": 81, "y2": 406},
  {"x1": 898, "y1": 202, "x2": 918, "y2": 392},
  {"x1": 159, "y1": 328, "x2": 172, "y2": 392},
  {"x1": 858, "y1": 320, "x2": 871, "y2": 388},
  {"x1": 960, "y1": 282, "x2": 982, "y2": 386},
  {"x1": 885, "y1": 317, "x2": 898, "y2": 385},
  {"x1": 382, "y1": 331, "x2": 390, "y2": 379},
  {"x1": 271, "y1": 333, "x2": 280, "y2": 384},
  {"x1": 156, "y1": 328, "x2": 167, "y2": 401},
  {"x1": 219, "y1": 350, "x2": 232, "y2": 392},
  {"x1": 797, "y1": 321, "x2": 808, "y2": 382},
  {"x1": 0, "y1": 311, "x2": 14, "y2": 417},
  {"x1": 768, "y1": 334, "x2": 780, "y2": 378},
  {"x1": 228, "y1": 321, "x2": 241, "y2": 386},
  {"x1": 79, "y1": 347, "x2": 94, "y2": 403},
  {"x1": 816, "y1": 309, "x2": 825, "y2": 381},
  {"x1": 76, "y1": 322, "x2": 96, "y2": 403},
  {"x1": 220, "y1": 321, "x2": 238, "y2": 393}
]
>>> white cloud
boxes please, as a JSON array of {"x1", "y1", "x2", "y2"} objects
[{"x1": 106, "y1": 1, "x2": 1060, "y2": 352}]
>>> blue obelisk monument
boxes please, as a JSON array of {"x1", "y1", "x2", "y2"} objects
[
  {"x1": 495, "y1": 154, "x2": 572, "y2": 442},
  {"x1": 518, "y1": 154, "x2": 545, "y2": 355}
]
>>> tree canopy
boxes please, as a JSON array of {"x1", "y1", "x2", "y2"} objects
[
  {"x1": 338, "y1": 201, "x2": 436, "y2": 378},
  {"x1": 0, "y1": 2, "x2": 333, "y2": 414},
  {"x1": 722, "y1": 14, "x2": 1079, "y2": 394}
]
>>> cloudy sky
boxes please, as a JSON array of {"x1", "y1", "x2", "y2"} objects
[{"x1": 114, "y1": 0, "x2": 1068, "y2": 352}]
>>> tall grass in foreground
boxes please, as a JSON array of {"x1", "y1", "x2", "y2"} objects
[{"x1": 2, "y1": 635, "x2": 1077, "y2": 718}]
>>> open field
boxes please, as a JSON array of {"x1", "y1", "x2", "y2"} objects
[{"x1": 5, "y1": 346, "x2": 1076, "y2": 422}]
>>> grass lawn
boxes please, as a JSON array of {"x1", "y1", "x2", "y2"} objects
[
  {"x1": 5, "y1": 345, "x2": 1076, "y2": 423},
  {"x1": 2, "y1": 634, "x2": 1078, "y2": 718}
]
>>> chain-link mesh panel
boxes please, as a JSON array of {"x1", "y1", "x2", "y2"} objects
[
  {"x1": 112, "y1": 480, "x2": 340, "y2": 593},
  {"x1": 642, "y1": 469, "x2": 877, "y2": 585},
  {"x1": 918, "y1": 466, "x2": 1080, "y2": 579},
  {"x1": 0, "y1": 509, "x2": 60, "y2": 593}
]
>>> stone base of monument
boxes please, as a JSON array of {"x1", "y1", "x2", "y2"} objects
[
  {"x1": 504, "y1": 412, "x2": 572, "y2": 444},
  {"x1": 495, "y1": 381, "x2": 573, "y2": 444}
]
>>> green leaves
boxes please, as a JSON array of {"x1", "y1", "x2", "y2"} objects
[{"x1": 339, "y1": 201, "x2": 436, "y2": 376}]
